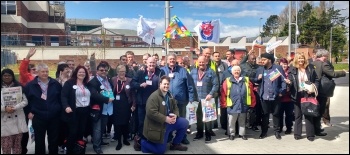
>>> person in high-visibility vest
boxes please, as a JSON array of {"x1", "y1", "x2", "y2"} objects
[{"x1": 220, "y1": 66, "x2": 256, "y2": 140}]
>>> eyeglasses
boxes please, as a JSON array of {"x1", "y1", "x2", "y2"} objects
[{"x1": 99, "y1": 69, "x2": 107, "y2": 72}]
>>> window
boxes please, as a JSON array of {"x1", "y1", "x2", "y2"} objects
[
  {"x1": 32, "y1": 36, "x2": 44, "y2": 46},
  {"x1": 50, "y1": 36, "x2": 59, "y2": 43},
  {"x1": 1, "y1": 1, "x2": 16, "y2": 15}
]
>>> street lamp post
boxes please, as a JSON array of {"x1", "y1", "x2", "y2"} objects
[{"x1": 164, "y1": 2, "x2": 173, "y2": 56}]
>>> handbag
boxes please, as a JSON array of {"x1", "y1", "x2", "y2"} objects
[
  {"x1": 186, "y1": 101, "x2": 199, "y2": 125},
  {"x1": 319, "y1": 62, "x2": 336, "y2": 97},
  {"x1": 300, "y1": 85, "x2": 320, "y2": 117},
  {"x1": 303, "y1": 81, "x2": 317, "y2": 93},
  {"x1": 201, "y1": 98, "x2": 217, "y2": 122}
]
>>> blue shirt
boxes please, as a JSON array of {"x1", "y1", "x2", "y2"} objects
[
  {"x1": 262, "y1": 66, "x2": 276, "y2": 101},
  {"x1": 97, "y1": 75, "x2": 113, "y2": 115}
]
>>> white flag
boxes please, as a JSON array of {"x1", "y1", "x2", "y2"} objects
[
  {"x1": 137, "y1": 15, "x2": 156, "y2": 45},
  {"x1": 194, "y1": 19, "x2": 220, "y2": 43}
]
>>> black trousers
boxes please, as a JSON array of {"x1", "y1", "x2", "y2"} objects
[
  {"x1": 32, "y1": 116, "x2": 60, "y2": 154},
  {"x1": 196, "y1": 101, "x2": 212, "y2": 136},
  {"x1": 261, "y1": 99, "x2": 281, "y2": 134},
  {"x1": 21, "y1": 116, "x2": 29, "y2": 154},
  {"x1": 66, "y1": 107, "x2": 89, "y2": 153},
  {"x1": 58, "y1": 120, "x2": 68, "y2": 147},
  {"x1": 106, "y1": 115, "x2": 114, "y2": 134},
  {"x1": 293, "y1": 97, "x2": 316, "y2": 137},
  {"x1": 220, "y1": 107, "x2": 227, "y2": 130},
  {"x1": 252, "y1": 91, "x2": 262, "y2": 127},
  {"x1": 316, "y1": 96, "x2": 328, "y2": 133},
  {"x1": 213, "y1": 97, "x2": 219, "y2": 128},
  {"x1": 114, "y1": 124, "x2": 129, "y2": 143}
]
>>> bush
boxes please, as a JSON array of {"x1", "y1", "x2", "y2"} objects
[{"x1": 333, "y1": 63, "x2": 349, "y2": 71}]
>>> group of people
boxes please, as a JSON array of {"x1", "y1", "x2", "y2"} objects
[{"x1": 1, "y1": 46, "x2": 346, "y2": 154}]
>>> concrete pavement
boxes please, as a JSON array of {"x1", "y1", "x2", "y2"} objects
[{"x1": 17, "y1": 79, "x2": 350, "y2": 154}]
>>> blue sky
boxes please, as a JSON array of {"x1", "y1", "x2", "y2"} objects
[{"x1": 66, "y1": 1, "x2": 349, "y2": 44}]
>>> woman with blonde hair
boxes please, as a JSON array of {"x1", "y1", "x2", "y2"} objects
[{"x1": 284, "y1": 52, "x2": 319, "y2": 141}]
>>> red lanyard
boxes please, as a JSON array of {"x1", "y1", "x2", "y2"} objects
[
  {"x1": 148, "y1": 71, "x2": 155, "y2": 80},
  {"x1": 78, "y1": 84, "x2": 86, "y2": 96},
  {"x1": 198, "y1": 69, "x2": 205, "y2": 81},
  {"x1": 115, "y1": 79, "x2": 125, "y2": 94}
]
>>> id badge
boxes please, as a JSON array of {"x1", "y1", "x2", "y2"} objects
[
  {"x1": 41, "y1": 94, "x2": 47, "y2": 100},
  {"x1": 169, "y1": 73, "x2": 174, "y2": 78},
  {"x1": 218, "y1": 68, "x2": 221, "y2": 72},
  {"x1": 115, "y1": 95, "x2": 120, "y2": 100},
  {"x1": 146, "y1": 80, "x2": 152, "y2": 85},
  {"x1": 82, "y1": 97, "x2": 87, "y2": 102},
  {"x1": 197, "y1": 81, "x2": 203, "y2": 86}
]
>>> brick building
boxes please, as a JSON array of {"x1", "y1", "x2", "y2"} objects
[{"x1": 1, "y1": 1, "x2": 67, "y2": 46}]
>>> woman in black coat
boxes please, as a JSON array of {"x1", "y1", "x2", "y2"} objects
[
  {"x1": 285, "y1": 53, "x2": 319, "y2": 141},
  {"x1": 112, "y1": 65, "x2": 136, "y2": 150},
  {"x1": 61, "y1": 65, "x2": 92, "y2": 153}
]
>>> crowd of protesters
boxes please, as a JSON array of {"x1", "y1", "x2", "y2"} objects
[{"x1": 0, "y1": 46, "x2": 346, "y2": 154}]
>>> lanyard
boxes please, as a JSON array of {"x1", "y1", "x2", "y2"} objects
[
  {"x1": 198, "y1": 69, "x2": 206, "y2": 81},
  {"x1": 98, "y1": 76, "x2": 110, "y2": 90},
  {"x1": 38, "y1": 82, "x2": 48, "y2": 94},
  {"x1": 115, "y1": 79, "x2": 125, "y2": 94},
  {"x1": 78, "y1": 84, "x2": 86, "y2": 96},
  {"x1": 147, "y1": 71, "x2": 155, "y2": 80}
]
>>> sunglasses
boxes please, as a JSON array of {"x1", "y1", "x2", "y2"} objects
[{"x1": 99, "y1": 69, "x2": 107, "y2": 72}]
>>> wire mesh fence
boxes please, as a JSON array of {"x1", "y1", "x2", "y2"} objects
[{"x1": 1, "y1": 49, "x2": 18, "y2": 68}]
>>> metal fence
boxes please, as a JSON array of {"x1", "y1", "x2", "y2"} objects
[{"x1": 1, "y1": 49, "x2": 18, "y2": 68}]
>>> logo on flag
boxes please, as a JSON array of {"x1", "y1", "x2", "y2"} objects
[
  {"x1": 268, "y1": 68, "x2": 282, "y2": 81},
  {"x1": 253, "y1": 39, "x2": 263, "y2": 48},
  {"x1": 164, "y1": 15, "x2": 192, "y2": 41},
  {"x1": 137, "y1": 15, "x2": 156, "y2": 45},
  {"x1": 194, "y1": 20, "x2": 220, "y2": 43}
]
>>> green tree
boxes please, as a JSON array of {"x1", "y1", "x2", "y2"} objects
[{"x1": 260, "y1": 15, "x2": 279, "y2": 37}]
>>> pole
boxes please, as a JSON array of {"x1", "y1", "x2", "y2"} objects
[
  {"x1": 259, "y1": 18, "x2": 262, "y2": 35},
  {"x1": 165, "y1": 1, "x2": 170, "y2": 56},
  {"x1": 295, "y1": 1, "x2": 298, "y2": 53},
  {"x1": 288, "y1": 1, "x2": 292, "y2": 57},
  {"x1": 75, "y1": 18, "x2": 78, "y2": 46},
  {"x1": 330, "y1": 26, "x2": 332, "y2": 63}
]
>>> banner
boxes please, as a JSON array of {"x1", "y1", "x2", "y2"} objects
[
  {"x1": 194, "y1": 20, "x2": 220, "y2": 43},
  {"x1": 1, "y1": 86, "x2": 22, "y2": 107},
  {"x1": 164, "y1": 15, "x2": 192, "y2": 40},
  {"x1": 266, "y1": 40, "x2": 283, "y2": 53},
  {"x1": 252, "y1": 39, "x2": 263, "y2": 48},
  {"x1": 137, "y1": 15, "x2": 156, "y2": 45},
  {"x1": 201, "y1": 98, "x2": 217, "y2": 122}
]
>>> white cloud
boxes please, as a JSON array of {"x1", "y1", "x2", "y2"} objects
[
  {"x1": 101, "y1": 17, "x2": 260, "y2": 45},
  {"x1": 148, "y1": 4, "x2": 162, "y2": 8},
  {"x1": 71, "y1": 1, "x2": 99, "y2": 4},
  {"x1": 192, "y1": 10, "x2": 271, "y2": 18},
  {"x1": 183, "y1": 1, "x2": 265, "y2": 9}
]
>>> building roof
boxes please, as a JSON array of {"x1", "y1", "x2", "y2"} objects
[
  {"x1": 66, "y1": 18, "x2": 102, "y2": 26},
  {"x1": 108, "y1": 29, "x2": 137, "y2": 36},
  {"x1": 231, "y1": 37, "x2": 242, "y2": 43}
]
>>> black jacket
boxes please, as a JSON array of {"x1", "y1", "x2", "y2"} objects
[
  {"x1": 311, "y1": 60, "x2": 346, "y2": 80},
  {"x1": 24, "y1": 77, "x2": 62, "y2": 121},
  {"x1": 88, "y1": 76, "x2": 115, "y2": 114},
  {"x1": 287, "y1": 64, "x2": 319, "y2": 102}
]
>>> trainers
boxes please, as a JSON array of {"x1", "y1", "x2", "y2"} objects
[
  {"x1": 170, "y1": 143, "x2": 188, "y2": 151},
  {"x1": 186, "y1": 129, "x2": 191, "y2": 134},
  {"x1": 181, "y1": 138, "x2": 190, "y2": 145},
  {"x1": 205, "y1": 136, "x2": 211, "y2": 143},
  {"x1": 133, "y1": 135, "x2": 141, "y2": 151}
]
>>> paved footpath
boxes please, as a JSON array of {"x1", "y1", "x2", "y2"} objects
[{"x1": 19, "y1": 85, "x2": 350, "y2": 154}]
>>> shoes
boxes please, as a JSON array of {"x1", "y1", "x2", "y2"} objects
[
  {"x1": 320, "y1": 128, "x2": 325, "y2": 132},
  {"x1": 94, "y1": 149, "x2": 103, "y2": 154},
  {"x1": 239, "y1": 135, "x2": 248, "y2": 140},
  {"x1": 285, "y1": 129, "x2": 292, "y2": 135},
  {"x1": 83, "y1": 137, "x2": 89, "y2": 143},
  {"x1": 115, "y1": 143, "x2": 122, "y2": 150},
  {"x1": 252, "y1": 126, "x2": 260, "y2": 132},
  {"x1": 315, "y1": 132, "x2": 327, "y2": 136},
  {"x1": 259, "y1": 133, "x2": 267, "y2": 139},
  {"x1": 123, "y1": 140, "x2": 130, "y2": 146},
  {"x1": 229, "y1": 135, "x2": 234, "y2": 140},
  {"x1": 133, "y1": 136, "x2": 141, "y2": 151},
  {"x1": 101, "y1": 141, "x2": 109, "y2": 146},
  {"x1": 186, "y1": 129, "x2": 191, "y2": 134},
  {"x1": 307, "y1": 136, "x2": 315, "y2": 141},
  {"x1": 294, "y1": 135, "x2": 302, "y2": 140},
  {"x1": 275, "y1": 132, "x2": 282, "y2": 140},
  {"x1": 111, "y1": 137, "x2": 116, "y2": 142},
  {"x1": 324, "y1": 122, "x2": 333, "y2": 127},
  {"x1": 58, "y1": 146, "x2": 65, "y2": 153},
  {"x1": 193, "y1": 134, "x2": 203, "y2": 141},
  {"x1": 170, "y1": 143, "x2": 188, "y2": 151},
  {"x1": 102, "y1": 133, "x2": 111, "y2": 139},
  {"x1": 205, "y1": 136, "x2": 211, "y2": 143},
  {"x1": 209, "y1": 130, "x2": 216, "y2": 136},
  {"x1": 224, "y1": 131, "x2": 228, "y2": 135},
  {"x1": 181, "y1": 138, "x2": 190, "y2": 145}
]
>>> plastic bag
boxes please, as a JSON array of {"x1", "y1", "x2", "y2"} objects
[
  {"x1": 186, "y1": 101, "x2": 198, "y2": 125},
  {"x1": 201, "y1": 98, "x2": 217, "y2": 122},
  {"x1": 28, "y1": 119, "x2": 35, "y2": 144}
]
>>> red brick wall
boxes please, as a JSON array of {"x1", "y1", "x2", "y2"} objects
[
  {"x1": 28, "y1": 11, "x2": 49, "y2": 22},
  {"x1": 1, "y1": 23, "x2": 27, "y2": 33},
  {"x1": 168, "y1": 36, "x2": 199, "y2": 49},
  {"x1": 245, "y1": 45, "x2": 289, "y2": 58},
  {"x1": 27, "y1": 29, "x2": 66, "y2": 46},
  {"x1": 17, "y1": 1, "x2": 29, "y2": 21}
]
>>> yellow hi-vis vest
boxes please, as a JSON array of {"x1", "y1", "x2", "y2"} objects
[
  {"x1": 195, "y1": 60, "x2": 217, "y2": 72},
  {"x1": 226, "y1": 77, "x2": 251, "y2": 107}
]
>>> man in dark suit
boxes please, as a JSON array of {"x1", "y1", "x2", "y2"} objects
[
  {"x1": 312, "y1": 48, "x2": 346, "y2": 133},
  {"x1": 88, "y1": 63, "x2": 115, "y2": 154}
]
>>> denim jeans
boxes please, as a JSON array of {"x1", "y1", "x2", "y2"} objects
[
  {"x1": 141, "y1": 117, "x2": 189, "y2": 154},
  {"x1": 92, "y1": 114, "x2": 109, "y2": 151}
]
